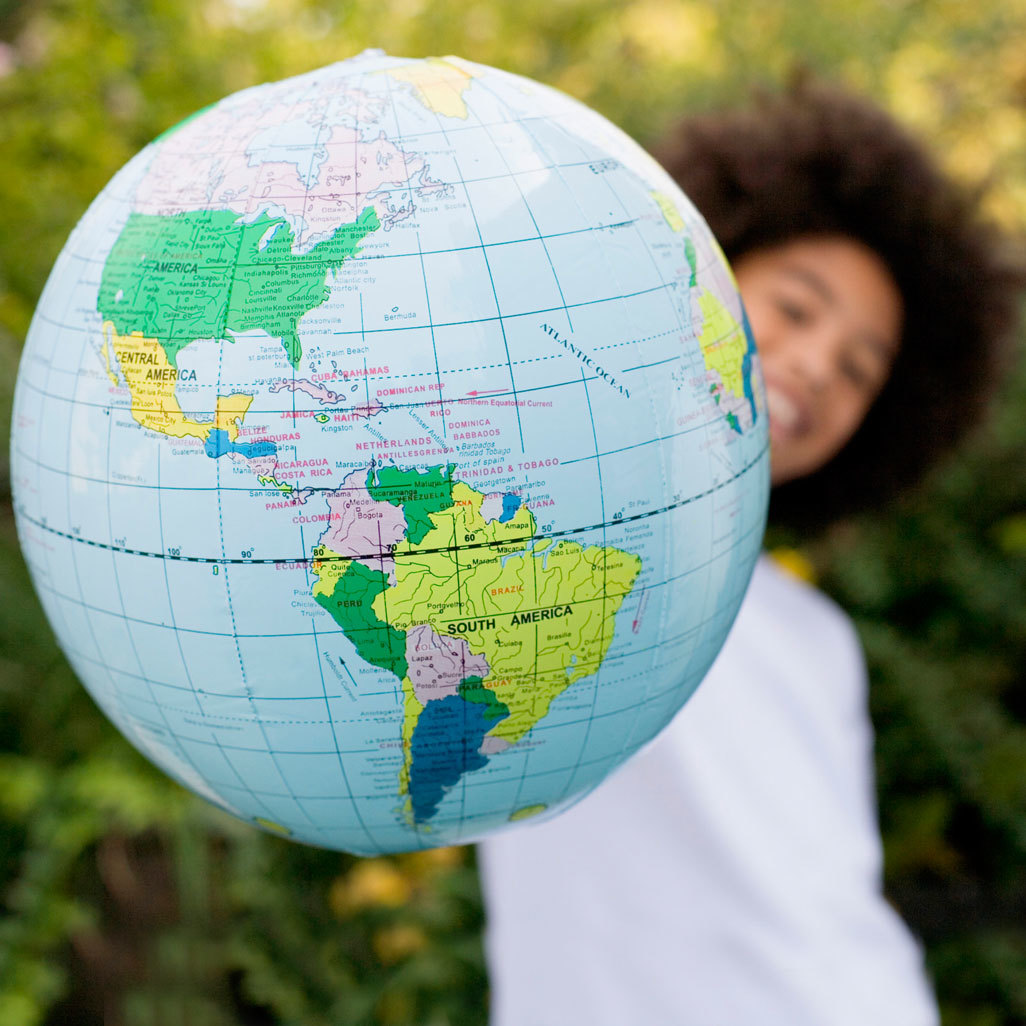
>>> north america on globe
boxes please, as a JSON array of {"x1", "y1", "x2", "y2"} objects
[{"x1": 11, "y1": 51, "x2": 769, "y2": 853}]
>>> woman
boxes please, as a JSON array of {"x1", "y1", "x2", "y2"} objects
[{"x1": 478, "y1": 82, "x2": 1020, "y2": 1026}]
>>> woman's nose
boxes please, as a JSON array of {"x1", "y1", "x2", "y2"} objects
[{"x1": 789, "y1": 329, "x2": 841, "y2": 393}]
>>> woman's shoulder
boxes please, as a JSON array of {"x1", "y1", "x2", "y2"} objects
[
  {"x1": 732, "y1": 552, "x2": 864, "y2": 667},
  {"x1": 749, "y1": 551, "x2": 853, "y2": 625}
]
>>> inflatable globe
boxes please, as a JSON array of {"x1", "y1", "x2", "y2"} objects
[{"x1": 10, "y1": 51, "x2": 768, "y2": 854}]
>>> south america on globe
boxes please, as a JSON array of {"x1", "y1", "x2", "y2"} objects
[{"x1": 10, "y1": 51, "x2": 769, "y2": 854}]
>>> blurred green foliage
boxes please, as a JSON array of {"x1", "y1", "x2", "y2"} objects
[{"x1": 2, "y1": 1, "x2": 1025, "y2": 1023}]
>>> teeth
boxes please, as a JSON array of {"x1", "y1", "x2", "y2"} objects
[{"x1": 766, "y1": 386, "x2": 801, "y2": 433}]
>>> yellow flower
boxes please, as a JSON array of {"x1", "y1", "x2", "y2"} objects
[
  {"x1": 768, "y1": 546, "x2": 817, "y2": 585},
  {"x1": 373, "y1": 923, "x2": 428, "y2": 964},
  {"x1": 398, "y1": 845, "x2": 465, "y2": 879},
  {"x1": 329, "y1": 859, "x2": 412, "y2": 915}
]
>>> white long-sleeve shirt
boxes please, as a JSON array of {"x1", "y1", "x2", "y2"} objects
[{"x1": 479, "y1": 556, "x2": 938, "y2": 1026}]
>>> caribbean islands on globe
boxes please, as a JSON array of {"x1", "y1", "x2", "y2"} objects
[{"x1": 10, "y1": 51, "x2": 769, "y2": 855}]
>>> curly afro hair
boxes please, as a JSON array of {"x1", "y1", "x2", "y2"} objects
[{"x1": 653, "y1": 80, "x2": 1022, "y2": 531}]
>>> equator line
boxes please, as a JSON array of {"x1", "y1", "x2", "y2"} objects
[{"x1": 16, "y1": 443, "x2": 767, "y2": 567}]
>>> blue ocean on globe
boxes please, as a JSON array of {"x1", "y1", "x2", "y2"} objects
[{"x1": 10, "y1": 51, "x2": 768, "y2": 854}]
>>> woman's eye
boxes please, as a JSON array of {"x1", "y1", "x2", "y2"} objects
[
  {"x1": 839, "y1": 356, "x2": 873, "y2": 389},
  {"x1": 776, "y1": 299, "x2": 809, "y2": 324}
]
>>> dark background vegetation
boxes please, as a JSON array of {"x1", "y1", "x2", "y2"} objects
[{"x1": 2, "y1": 1, "x2": 1026, "y2": 1023}]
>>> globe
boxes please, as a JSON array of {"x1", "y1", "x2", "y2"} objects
[{"x1": 10, "y1": 51, "x2": 768, "y2": 855}]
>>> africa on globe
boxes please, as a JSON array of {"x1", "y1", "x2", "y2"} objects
[{"x1": 11, "y1": 51, "x2": 768, "y2": 854}]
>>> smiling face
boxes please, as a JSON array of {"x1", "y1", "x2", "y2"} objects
[{"x1": 734, "y1": 236, "x2": 904, "y2": 486}]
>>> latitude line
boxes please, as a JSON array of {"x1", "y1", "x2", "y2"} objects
[
  {"x1": 23, "y1": 517, "x2": 761, "y2": 654},
  {"x1": 14, "y1": 441, "x2": 766, "y2": 566},
  {"x1": 62, "y1": 215, "x2": 640, "y2": 272},
  {"x1": 14, "y1": 366, "x2": 730, "y2": 487},
  {"x1": 30, "y1": 276, "x2": 669, "y2": 350},
  {"x1": 43, "y1": 588, "x2": 729, "y2": 694}
]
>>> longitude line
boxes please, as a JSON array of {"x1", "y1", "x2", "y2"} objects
[
  {"x1": 450, "y1": 150, "x2": 525, "y2": 451},
  {"x1": 553, "y1": 369, "x2": 609, "y2": 803},
  {"x1": 213, "y1": 225, "x2": 318, "y2": 827}
]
